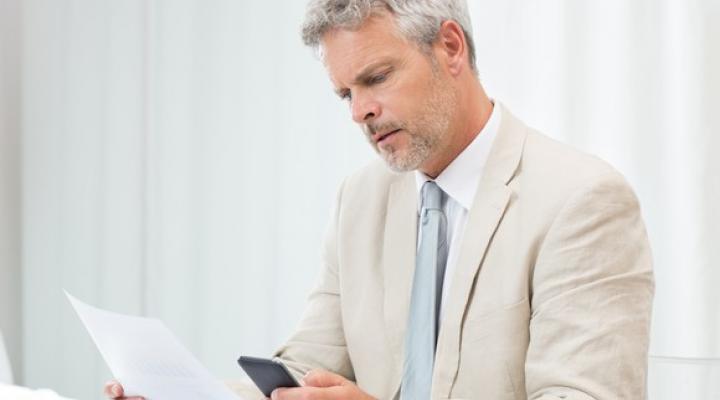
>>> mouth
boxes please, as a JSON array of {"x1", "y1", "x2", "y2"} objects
[{"x1": 375, "y1": 129, "x2": 401, "y2": 144}]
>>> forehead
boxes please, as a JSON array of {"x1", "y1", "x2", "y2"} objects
[{"x1": 320, "y1": 13, "x2": 415, "y2": 84}]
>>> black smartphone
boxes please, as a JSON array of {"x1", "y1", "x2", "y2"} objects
[{"x1": 237, "y1": 356, "x2": 300, "y2": 397}]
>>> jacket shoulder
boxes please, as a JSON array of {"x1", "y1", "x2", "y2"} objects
[{"x1": 519, "y1": 129, "x2": 628, "y2": 193}]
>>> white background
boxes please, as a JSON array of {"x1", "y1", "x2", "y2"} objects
[{"x1": 1, "y1": 0, "x2": 719, "y2": 398}]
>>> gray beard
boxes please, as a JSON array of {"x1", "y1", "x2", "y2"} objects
[
  {"x1": 380, "y1": 132, "x2": 435, "y2": 172},
  {"x1": 362, "y1": 60, "x2": 456, "y2": 173},
  {"x1": 379, "y1": 90, "x2": 454, "y2": 172}
]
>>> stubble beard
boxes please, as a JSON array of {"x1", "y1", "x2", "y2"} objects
[{"x1": 365, "y1": 73, "x2": 456, "y2": 173}]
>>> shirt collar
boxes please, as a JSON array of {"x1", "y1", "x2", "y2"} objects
[{"x1": 415, "y1": 101, "x2": 502, "y2": 210}]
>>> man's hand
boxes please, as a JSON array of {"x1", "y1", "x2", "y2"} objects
[
  {"x1": 102, "y1": 380, "x2": 144, "y2": 400},
  {"x1": 270, "y1": 370, "x2": 376, "y2": 400}
]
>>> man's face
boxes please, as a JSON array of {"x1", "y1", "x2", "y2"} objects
[{"x1": 321, "y1": 13, "x2": 457, "y2": 172}]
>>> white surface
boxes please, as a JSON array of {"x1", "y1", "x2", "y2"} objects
[
  {"x1": 66, "y1": 291, "x2": 242, "y2": 400},
  {"x1": 12, "y1": 0, "x2": 720, "y2": 398},
  {"x1": 0, "y1": 384, "x2": 74, "y2": 400}
]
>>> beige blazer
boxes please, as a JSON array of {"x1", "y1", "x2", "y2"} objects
[{"x1": 230, "y1": 104, "x2": 654, "y2": 400}]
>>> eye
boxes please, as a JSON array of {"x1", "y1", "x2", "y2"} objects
[
  {"x1": 368, "y1": 72, "x2": 388, "y2": 85},
  {"x1": 340, "y1": 90, "x2": 352, "y2": 102}
]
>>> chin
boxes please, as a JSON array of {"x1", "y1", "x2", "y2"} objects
[{"x1": 382, "y1": 151, "x2": 422, "y2": 173}]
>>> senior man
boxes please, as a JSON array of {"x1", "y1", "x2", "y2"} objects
[{"x1": 105, "y1": 0, "x2": 654, "y2": 399}]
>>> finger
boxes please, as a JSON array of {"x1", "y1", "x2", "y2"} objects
[
  {"x1": 302, "y1": 370, "x2": 347, "y2": 388},
  {"x1": 102, "y1": 380, "x2": 145, "y2": 400},
  {"x1": 272, "y1": 387, "x2": 319, "y2": 400},
  {"x1": 270, "y1": 387, "x2": 289, "y2": 400},
  {"x1": 272, "y1": 386, "x2": 350, "y2": 400},
  {"x1": 103, "y1": 380, "x2": 124, "y2": 398},
  {"x1": 271, "y1": 386, "x2": 325, "y2": 400}
]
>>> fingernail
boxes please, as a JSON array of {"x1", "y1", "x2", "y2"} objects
[{"x1": 112, "y1": 385, "x2": 121, "y2": 396}]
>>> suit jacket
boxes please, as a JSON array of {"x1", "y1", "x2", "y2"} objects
[{"x1": 230, "y1": 104, "x2": 654, "y2": 400}]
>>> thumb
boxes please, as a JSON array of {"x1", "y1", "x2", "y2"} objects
[{"x1": 302, "y1": 370, "x2": 347, "y2": 388}]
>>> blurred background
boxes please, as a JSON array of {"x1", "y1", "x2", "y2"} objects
[{"x1": 1, "y1": 0, "x2": 719, "y2": 398}]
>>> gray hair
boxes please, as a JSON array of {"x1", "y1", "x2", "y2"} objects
[{"x1": 301, "y1": 0, "x2": 477, "y2": 72}]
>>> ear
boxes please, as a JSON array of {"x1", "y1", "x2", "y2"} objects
[{"x1": 435, "y1": 20, "x2": 467, "y2": 77}]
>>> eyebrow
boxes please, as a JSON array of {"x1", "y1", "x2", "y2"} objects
[{"x1": 334, "y1": 59, "x2": 395, "y2": 98}]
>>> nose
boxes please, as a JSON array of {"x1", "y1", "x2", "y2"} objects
[{"x1": 350, "y1": 92, "x2": 381, "y2": 124}]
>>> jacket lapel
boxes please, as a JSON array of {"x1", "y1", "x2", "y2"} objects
[{"x1": 432, "y1": 104, "x2": 528, "y2": 398}]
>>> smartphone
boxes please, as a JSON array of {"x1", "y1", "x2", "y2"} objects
[{"x1": 237, "y1": 356, "x2": 300, "y2": 397}]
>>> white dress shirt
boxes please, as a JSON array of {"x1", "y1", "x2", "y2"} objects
[{"x1": 414, "y1": 102, "x2": 501, "y2": 322}]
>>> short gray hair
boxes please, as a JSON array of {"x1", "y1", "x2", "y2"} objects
[{"x1": 301, "y1": 0, "x2": 477, "y2": 71}]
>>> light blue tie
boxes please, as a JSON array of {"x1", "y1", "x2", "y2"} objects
[{"x1": 401, "y1": 181, "x2": 449, "y2": 400}]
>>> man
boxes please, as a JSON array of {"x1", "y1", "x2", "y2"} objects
[{"x1": 106, "y1": 0, "x2": 654, "y2": 399}]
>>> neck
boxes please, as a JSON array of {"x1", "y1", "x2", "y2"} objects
[{"x1": 419, "y1": 80, "x2": 493, "y2": 179}]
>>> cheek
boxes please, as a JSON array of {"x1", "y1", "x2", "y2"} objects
[
  {"x1": 394, "y1": 82, "x2": 435, "y2": 117},
  {"x1": 375, "y1": 70, "x2": 437, "y2": 126},
  {"x1": 374, "y1": 94, "x2": 409, "y2": 125}
]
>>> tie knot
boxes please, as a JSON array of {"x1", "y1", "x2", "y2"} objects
[{"x1": 421, "y1": 181, "x2": 443, "y2": 211}]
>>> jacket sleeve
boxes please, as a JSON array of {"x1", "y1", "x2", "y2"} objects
[
  {"x1": 271, "y1": 179, "x2": 354, "y2": 382},
  {"x1": 525, "y1": 172, "x2": 655, "y2": 399}
]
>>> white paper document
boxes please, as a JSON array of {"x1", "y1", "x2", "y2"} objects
[{"x1": 65, "y1": 291, "x2": 243, "y2": 400}]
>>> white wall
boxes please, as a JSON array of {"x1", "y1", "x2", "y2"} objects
[
  {"x1": 0, "y1": 0, "x2": 23, "y2": 384},
  {"x1": 20, "y1": 1, "x2": 372, "y2": 398}
]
